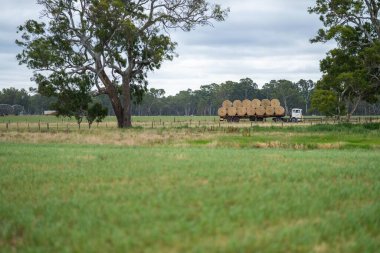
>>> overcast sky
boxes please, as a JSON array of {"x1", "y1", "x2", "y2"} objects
[{"x1": 0, "y1": 0, "x2": 333, "y2": 95}]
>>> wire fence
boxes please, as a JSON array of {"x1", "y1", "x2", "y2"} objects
[{"x1": 0, "y1": 116, "x2": 379, "y2": 133}]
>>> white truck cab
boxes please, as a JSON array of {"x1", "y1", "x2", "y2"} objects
[{"x1": 291, "y1": 108, "x2": 303, "y2": 122}]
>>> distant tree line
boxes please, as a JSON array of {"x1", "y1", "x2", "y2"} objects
[
  {"x1": 2, "y1": 77, "x2": 379, "y2": 117},
  {"x1": 0, "y1": 87, "x2": 56, "y2": 115}
]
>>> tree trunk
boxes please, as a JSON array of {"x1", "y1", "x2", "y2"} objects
[
  {"x1": 106, "y1": 98, "x2": 124, "y2": 128},
  {"x1": 122, "y1": 76, "x2": 132, "y2": 128},
  {"x1": 347, "y1": 97, "x2": 361, "y2": 122},
  {"x1": 98, "y1": 69, "x2": 125, "y2": 128},
  {"x1": 283, "y1": 98, "x2": 289, "y2": 116}
]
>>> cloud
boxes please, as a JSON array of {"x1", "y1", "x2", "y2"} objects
[
  {"x1": 0, "y1": 0, "x2": 333, "y2": 95},
  {"x1": 147, "y1": 0, "x2": 334, "y2": 94}
]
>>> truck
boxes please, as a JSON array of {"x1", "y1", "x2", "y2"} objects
[
  {"x1": 220, "y1": 108, "x2": 303, "y2": 123},
  {"x1": 218, "y1": 99, "x2": 303, "y2": 123},
  {"x1": 272, "y1": 108, "x2": 303, "y2": 122}
]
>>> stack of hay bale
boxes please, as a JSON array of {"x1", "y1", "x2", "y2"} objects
[{"x1": 218, "y1": 99, "x2": 285, "y2": 117}]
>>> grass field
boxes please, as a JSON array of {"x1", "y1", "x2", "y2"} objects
[
  {"x1": 0, "y1": 115, "x2": 217, "y2": 123},
  {"x1": 1, "y1": 118, "x2": 380, "y2": 252},
  {"x1": 1, "y1": 114, "x2": 379, "y2": 124},
  {"x1": 1, "y1": 122, "x2": 380, "y2": 150}
]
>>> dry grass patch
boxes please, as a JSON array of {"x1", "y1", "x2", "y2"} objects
[
  {"x1": 0, "y1": 129, "x2": 200, "y2": 146},
  {"x1": 1, "y1": 124, "x2": 379, "y2": 150}
]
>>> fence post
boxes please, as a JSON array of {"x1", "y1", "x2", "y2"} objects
[
  {"x1": 47, "y1": 123, "x2": 49, "y2": 131},
  {"x1": 6, "y1": 122, "x2": 8, "y2": 131},
  {"x1": 38, "y1": 120, "x2": 41, "y2": 131}
]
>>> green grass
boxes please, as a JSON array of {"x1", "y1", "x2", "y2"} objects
[
  {"x1": 213, "y1": 131, "x2": 380, "y2": 149},
  {"x1": 2, "y1": 115, "x2": 378, "y2": 124},
  {"x1": 1, "y1": 123, "x2": 379, "y2": 150},
  {"x1": 1, "y1": 143, "x2": 379, "y2": 252}
]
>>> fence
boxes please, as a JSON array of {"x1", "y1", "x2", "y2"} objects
[{"x1": 0, "y1": 116, "x2": 379, "y2": 132}]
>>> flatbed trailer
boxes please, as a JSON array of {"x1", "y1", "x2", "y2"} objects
[{"x1": 220, "y1": 108, "x2": 303, "y2": 123}]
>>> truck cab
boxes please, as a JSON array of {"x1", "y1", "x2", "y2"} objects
[{"x1": 291, "y1": 108, "x2": 303, "y2": 122}]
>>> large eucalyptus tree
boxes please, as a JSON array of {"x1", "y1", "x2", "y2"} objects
[
  {"x1": 16, "y1": 0, "x2": 228, "y2": 127},
  {"x1": 310, "y1": 0, "x2": 380, "y2": 118}
]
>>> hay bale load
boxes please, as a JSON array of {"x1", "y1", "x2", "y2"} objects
[
  {"x1": 233, "y1": 100, "x2": 242, "y2": 108},
  {"x1": 261, "y1": 99, "x2": 271, "y2": 108},
  {"x1": 265, "y1": 106, "x2": 275, "y2": 116},
  {"x1": 222, "y1": 100, "x2": 232, "y2": 108},
  {"x1": 271, "y1": 99, "x2": 280, "y2": 107},
  {"x1": 218, "y1": 97, "x2": 288, "y2": 122},
  {"x1": 242, "y1": 99, "x2": 252, "y2": 108},
  {"x1": 247, "y1": 107, "x2": 256, "y2": 116},
  {"x1": 227, "y1": 106, "x2": 237, "y2": 116},
  {"x1": 274, "y1": 106, "x2": 285, "y2": 116},
  {"x1": 252, "y1": 99, "x2": 261, "y2": 108},
  {"x1": 218, "y1": 107, "x2": 227, "y2": 117},
  {"x1": 256, "y1": 106, "x2": 266, "y2": 116},
  {"x1": 237, "y1": 107, "x2": 247, "y2": 116}
]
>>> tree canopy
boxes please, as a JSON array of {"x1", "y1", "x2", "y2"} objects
[
  {"x1": 309, "y1": 0, "x2": 380, "y2": 118},
  {"x1": 16, "y1": 0, "x2": 229, "y2": 127},
  {"x1": 262, "y1": 80, "x2": 303, "y2": 115}
]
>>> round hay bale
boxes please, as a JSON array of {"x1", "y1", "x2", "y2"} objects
[
  {"x1": 237, "y1": 107, "x2": 247, "y2": 116},
  {"x1": 227, "y1": 107, "x2": 237, "y2": 116},
  {"x1": 261, "y1": 99, "x2": 271, "y2": 108},
  {"x1": 256, "y1": 106, "x2": 265, "y2": 116},
  {"x1": 271, "y1": 99, "x2": 280, "y2": 107},
  {"x1": 242, "y1": 99, "x2": 252, "y2": 108},
  {"x1": 218, "y1": 107, "x2": 227, "y2": 117},
  {"x1": 265, "y1": 106, "x2": 275, "y2": 116},
  {"x1": 252, "y1": 99, "x2": 261, "y2": 108},
  {"x1": 233, "y1": 100, "x2": 242, "y2": 108},
  {"x1": 247, "y1": 107, "x2": 256, "y2": 116},
  {"x1": 222, "y1": 100, "x2": 232, "y2": 108},
  {"x1": 274, "y1": 106, "x2": 285, "y2": 116}
]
